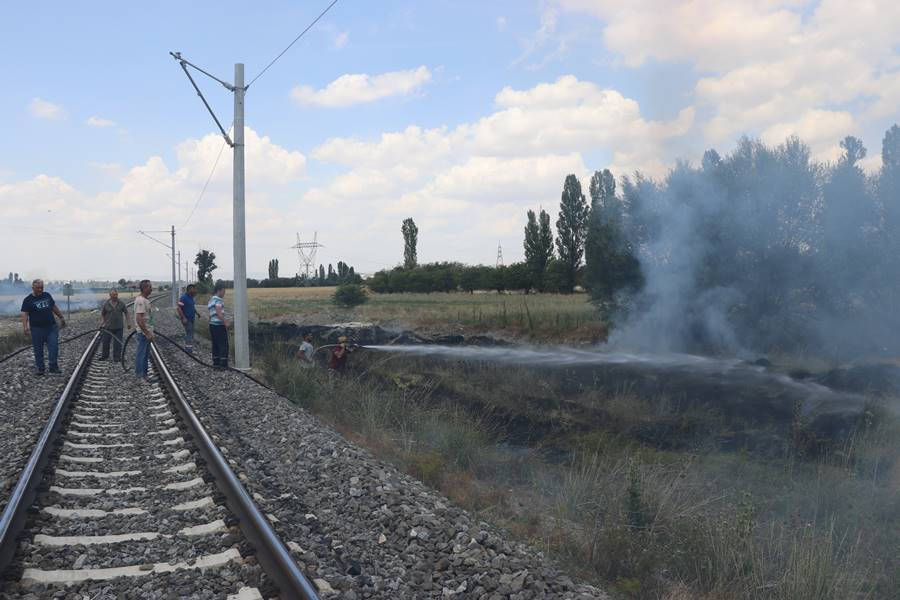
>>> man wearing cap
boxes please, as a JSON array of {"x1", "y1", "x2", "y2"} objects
[
  {"x1": 328, "y1": 335, "x2": 356, "y2": 373},
  {"x1": 20, "y1": 279, "x2": 66, "y2": 375}
]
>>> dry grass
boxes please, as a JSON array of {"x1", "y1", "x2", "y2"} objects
[
  {"x1": 254, "y1": 344, "x2": 895, "y2": 600},
  {"x1": 245, "y1": 287, "x2": 604, "y2": 342}
]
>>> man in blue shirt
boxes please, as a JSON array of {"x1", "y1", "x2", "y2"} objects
[
  {"x1": 176, "y1": 284, "x2": 203, "y2": 353},
  {"x1": 20, "y1": 279, "x2": 66, "y2": 375}
]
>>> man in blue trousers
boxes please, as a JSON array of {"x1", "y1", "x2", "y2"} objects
[
  {"x1": 133, "y1": 279, "x2": 155, "y2": 384},
  {"x1": 207, "y1": 282, "x2": 229, "y2": 368},
  {"x1": 20, "y1": 279, "x2": 66, "y2": 375},
  {"x1": 176, "y1": 284, "x2": 202, "y2": 353}
]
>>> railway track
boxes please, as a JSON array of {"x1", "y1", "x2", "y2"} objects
[{"x1": 0, "y1": 329, "x2": 319, "y2": 599}]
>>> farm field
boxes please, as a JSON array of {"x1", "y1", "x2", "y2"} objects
[
  {"x1": 245, "y1": 286, "x2": 605, "y2": 342},
  {"x1": 0, "y1": 290, "x2": 139, "y2": 306}
]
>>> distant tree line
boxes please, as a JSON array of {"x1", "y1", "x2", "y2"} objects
[
  {"x1": 203, "y1": 254, "x2": 362, "y2": 291},
  {"x1": 367, "y1": 262, "x2": 566, "y2": 294}
]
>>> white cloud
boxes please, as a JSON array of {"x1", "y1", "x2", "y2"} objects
[
  {"x1": 497, "y1": 16, "x2": 508, "y2": 31},
  {"x1": 333, "y1": 31, "x2": 349, "y2": 49},
  {"x1": 0, "y1": 127, "x2": 306, "y2": 280},
  {"x1": 760, "y1": 110, "x2": 856, "y2": 159},
  {"x1": 86, "y1": 116, "x2": 116, "y2": 127},
  {"x1": 559, "y1": 0, "x2": 900, "y2": 161},
  {"x1": 290, "y1": 66, "x2": 432, "y2": 108},
  {"x1": 559, "y1": 0, "x2": 802, "y2": 71},
  {"x1": 28, "y1": 97, "x2": 65, "y2": 120},
  {"x1": 455, "y1": 76, "x2": 695, "y2": 175},
  {"x1": 312, "y1": 125, "x2": 453, "y2": 168},
  {"x1": 299, "y1": 76, "x2": 686, "y2": 266},
  {"x1": 175, "y1": 128, "x2": 306, "y2": 187},
  {"x1": 313, "y1": 76, "x2": 691, "y2": 176}
]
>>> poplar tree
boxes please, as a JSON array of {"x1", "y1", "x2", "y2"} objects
[
  {"x1": 585, "y1": 169, "x2": 642, "y2": 315},
  {"x1": 555, "y1": 175, "x2": 589, "y2": 292},
  {"x1": 524, "y1": 209, "x2": 553, "y2": 291},
  {"x1": 402, "y1": 218, "x2": 419, "y2": 269}
]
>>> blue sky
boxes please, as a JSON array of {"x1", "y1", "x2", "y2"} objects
[{"x1": 2, "y1": 1, "x2": 899, "y2": 280}]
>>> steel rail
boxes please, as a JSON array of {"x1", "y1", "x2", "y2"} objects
[
  {"x1": 0, "y1": 293, "x2": 164, "y2": 576},
  {"x1": 0, "y1": 331, "x2": 100, "y2": 574},
  {"x1": 149, "y1": 342, "x2": 320, "y2": 600}
]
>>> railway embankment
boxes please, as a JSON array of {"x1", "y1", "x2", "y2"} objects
[{"x1": 154, "y1": 309, "x2": 606, "y2": 598}]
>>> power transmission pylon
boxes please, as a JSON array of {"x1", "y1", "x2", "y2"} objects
[
  {"x1": 292, "y1": 233, "x2": 324, "y2": 279},
  {"x1": 496, "y1": 241, "x2": 504, "y2": 268}
]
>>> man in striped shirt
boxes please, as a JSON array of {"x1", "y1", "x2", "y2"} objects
[{"x1": 207, "y1": 282, "x2": 229, "y2": 368}]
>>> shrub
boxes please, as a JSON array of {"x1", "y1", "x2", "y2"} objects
[{"x1": 332, "y1": 283, "x2": 368, "y2": 308}]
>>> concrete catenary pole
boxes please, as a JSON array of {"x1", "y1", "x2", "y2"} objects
[
  {"x1": 177, "y1": 251, "x2": 182, "y2": 293},
  {"x1": 232, "y1": 63, "x2": 250, "y2": 370},
  {"x1": 170, "y1": 226, "x2": 177, "y2": 308}
]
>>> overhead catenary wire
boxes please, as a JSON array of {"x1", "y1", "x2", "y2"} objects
[
  {"x1": 246, "y1": 0, "x2": 341, "y2": 89},
  {"x1": 182, "y1": 132, "x2": 230, "y2": 230}
]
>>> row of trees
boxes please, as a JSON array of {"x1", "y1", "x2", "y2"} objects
[
  {"x1": 374, "y1": 174, "x2": 606, "y2": 295},
  {"x1": 188, "y1": 249, "x2": 362, "y2": 291},
  {"x1": 518, "y1": 169, "x2": 640, "y2": 303},
  {"x1": 263, "y1": 258, "x2": 362, "y2": 287},
  {"x1": 367, "y1": 261, "x2": 572, "y2": 294},
  {"x1": 584, "y1": 124, "x2": 900, "y2": 354}
]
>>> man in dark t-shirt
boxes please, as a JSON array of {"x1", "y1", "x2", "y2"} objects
[
  {"x1": 20, "y1": 279, "x2": 66, "y2": 375},
  {"x1": 176, "y1": 284, "x2": 202, "y2": 353}
]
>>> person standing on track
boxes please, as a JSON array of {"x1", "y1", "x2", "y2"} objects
[
  {"x1": 176, "y1": 284, "x2": 202, "y2": 354},
  {"x1": 99, "y1": 288, "x2": 130, "y2": 362},
  {"x1": 20, "y1": 279, "x2": 66, "y2": 375},
  {"x1": 207, "y1": 282, "x2": 229, "y2": 368},
  {"x1": 133, "y1": 280, "x2": 155, "y2": 383}
]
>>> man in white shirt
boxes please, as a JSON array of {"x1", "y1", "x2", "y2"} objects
[
  {"x1": 133, "y1": 280, "x2": 155, "y2": 383},
  {"x1": 296, "y1": 332, "x2": 315, "y2": 368}
]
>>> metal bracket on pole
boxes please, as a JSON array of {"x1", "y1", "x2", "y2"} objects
[
  {"x1": 171, "y1": 52, "x2": 235, "y2": 147},
  {"x1": 170, "y1": 52, "x2": 235, "y2": 91}
]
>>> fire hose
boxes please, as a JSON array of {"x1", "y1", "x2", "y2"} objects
[
  {"x1": 0, "y1": 327, "x2": 119, "y2": 366},
  {"x1": 1, "y1": 294, "x2": 166, "y2": 366},
  {"x1": 120, "y1": 329, "x2": 274, "y2": 391},
  {"x1": 2, "y1": 326, "x2": 368, "y2": 391}
]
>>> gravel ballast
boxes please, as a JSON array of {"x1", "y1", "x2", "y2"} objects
[
  {"x1": 2, "y1": 342, "x2": 269, "y2": 599},
  {"x1": 153, "y1": 308, "x2": 607, "y2": 599},
  {"x1": 0, "y1": 309, "x2": 111, "y2": 513}
]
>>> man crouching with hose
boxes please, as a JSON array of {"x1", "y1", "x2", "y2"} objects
[{"x1": 328, "y1": 335, "x2": 357, "y2": 374}]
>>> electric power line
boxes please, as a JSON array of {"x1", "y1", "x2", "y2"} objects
[
  {"x1": 182, "y1": 135, "x2": 230, "y2": 230},
  {"x1": 247, "y1": 0, "x2": 341, "y2": 89}
]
